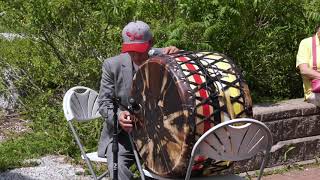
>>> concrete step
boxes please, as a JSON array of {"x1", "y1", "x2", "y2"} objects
[{"x1": 231, "y1": 98, "x2": 320, "y2": 172}]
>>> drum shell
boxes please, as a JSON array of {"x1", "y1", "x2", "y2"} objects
[{"x1": 131, "y1": 51, "x2": 253, "y2": 177}]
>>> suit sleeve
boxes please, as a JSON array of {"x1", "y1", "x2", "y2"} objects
[
  {"x1": 98, "y1": 59, "x2": 116, "y2": 126},
  {"x1": 149, "y1": 47, "x2": 164, "y2": 56}
]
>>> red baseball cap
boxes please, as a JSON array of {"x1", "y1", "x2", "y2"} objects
[{"x1": 121, "y1": 21, "x2": 152, "y2": 53}]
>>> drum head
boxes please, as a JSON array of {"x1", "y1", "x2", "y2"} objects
[
  {"x1": 131, "y1": 55, "x2": 194, "y2": 177},
  {"x1": 130, "y1": 51, "x2": 253, "y2": 177}
]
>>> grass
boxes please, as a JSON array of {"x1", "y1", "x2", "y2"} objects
[
  {"x1": 0, "y1": 105, "x2": 103, "y2": 173},
  {"x1": 0, "y1": 132, "x2": 64, "y2": 171}
]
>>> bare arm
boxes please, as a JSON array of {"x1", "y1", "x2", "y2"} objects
[{"x1": 298, "y1": 63, "x2": 320, "y2": 80}]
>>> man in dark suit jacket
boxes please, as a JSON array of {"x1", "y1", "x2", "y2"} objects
[{"x1": 97, "y1": 21, "x2": 179, "y2": 180}]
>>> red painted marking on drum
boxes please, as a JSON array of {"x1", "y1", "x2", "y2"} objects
[{"x1": 177, "y1": 57, "x2": 211, "y2": 132}]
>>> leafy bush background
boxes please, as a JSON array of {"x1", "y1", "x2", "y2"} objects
[{"x1": 0, "y1": 0, "x2": 320, "y2": 170}]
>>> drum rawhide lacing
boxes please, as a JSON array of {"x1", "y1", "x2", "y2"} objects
[{"x1": 172, "y1": 51, "x2": 252, "y2": 138}]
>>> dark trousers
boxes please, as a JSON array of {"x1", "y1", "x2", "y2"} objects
[{"x1": 106, "y1": 135, "x2": 136, "y2": 180}]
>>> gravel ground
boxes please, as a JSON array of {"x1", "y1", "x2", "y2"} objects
[
  {"x1": 0, "y1": 113, "x2": 30, "y2": 143},
  {"x1": 0, "y1": 155, "x2": 110, "y2": 180},
  {"x1": 0, "y1": 113, "x2": 110, "y2": 180}
]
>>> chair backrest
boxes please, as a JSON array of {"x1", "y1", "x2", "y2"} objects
[
  {"x1": 194, "y1": 118, "x2": 273, "y2": 161},
  {"x1": 63, "y1": 86, "x2": 101, "y2": 122}
]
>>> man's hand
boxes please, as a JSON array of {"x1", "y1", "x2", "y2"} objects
[
  {"x1": 163, "y1": 46, "x2": 179, "y2": 54},
  {"x1": 119, "y1": 111, "x2": 133, "y2": 133}
]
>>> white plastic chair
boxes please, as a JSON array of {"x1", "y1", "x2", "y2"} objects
[
  {"x1": 63, "y1": 86, "x2": 108, "y2": 180},
  {"x1": 142, "y1": 118, "x2": 273, "y2": 180}
]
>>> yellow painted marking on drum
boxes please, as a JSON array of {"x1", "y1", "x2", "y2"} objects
[
  {"x1": 215, "y1": 59, "x2": 243, "y2": 116},
  {"x1": 225, "y1": 79, "x2": 242, "y2": 115},
  {"x1": 166, "y1": 141, "x2": 182, "y2": 166},
  {"x1": 159, "y1": 110, "x2": 188, "y2": 172},
  {"x1": 164, "y1": 110, "x2": 188, "y2": 122},
  {"x1": 160, "y1": 70, "x2": 168, "y2": 94},
  {"x1": 145, "y1": 64, "x2": 150, "y2": 89},
  {"x1": 230, "y1": 87, "x2": 242, "y2": 115},
  {"x1": 197, "y1": 52, "x2": 211, "y2": 57},
  {"x1": 159, "y1": 69, "x2": 169, "y2": 107},
  {"x1": 216, "y1": 62, "x2": 231, "y2": 72},
  {"x1": 139, "y1": 142, "x2": 147, "y2": 155},
  {"x1": 206, "y1": 54, "x2": 224, "y2": 61},
  {"x1": 233, "y1": 82, "x2": 244, "y2": 115},
  {"x1": 224, "y1": 90, "x2": 235, "y2": 119},
  {"x1": 139, "y1": 68, "x2": 148, "y2": 103},
  {"x1": 148, "y1": 141, "x2": 156, "y2": 170},
  {"x1": 233, "y1": 102, "x2": 242, "y2": 116},
  {"x1": 163, "y1": 113, "x2": 188, "y2": 145}
]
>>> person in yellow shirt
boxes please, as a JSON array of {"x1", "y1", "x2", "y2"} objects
[{"x1": 297, "y1": 25, "x2": 320, "y2": 106}]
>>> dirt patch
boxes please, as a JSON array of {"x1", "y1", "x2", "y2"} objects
[
  {"x1": 261, "y1": 167, "x2": 320, "y2": 180},
  {"x1": 0, "y1": 112, "x2": 30, "y2": 142}
]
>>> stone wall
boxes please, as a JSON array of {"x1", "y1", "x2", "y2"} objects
[{"x1": 232, "y1": 98, "x2": 320, "y2": 172}]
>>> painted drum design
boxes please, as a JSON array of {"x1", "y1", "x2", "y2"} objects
[{"x1": 130, "y1": 51, "x2": 253, "y2": 178}]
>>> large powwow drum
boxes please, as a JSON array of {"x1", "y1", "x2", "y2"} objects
[{"x1": 130, "y1": 51, "x2": 253, "y2": 178}]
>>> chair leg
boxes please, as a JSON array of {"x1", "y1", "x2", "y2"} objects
[
  {"x1": 257, "y1": 151, "x2": 269, "y2": 180},
  {"x1": 83, "y1": 156, "x2": 98, "y2": 180},
  {"x1": 184, "y1": 154, "x2": 195, "y2": 180},
  {"x1": 68, "y1": 122, "x2": 98, "y2": 180},
  {"x1": 97, "y1": 171, "x2": 109, "y2": 180}
]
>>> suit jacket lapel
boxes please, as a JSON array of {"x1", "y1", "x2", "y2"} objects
[{"x1": 121, "y1": 53, "x2": 133, "y2": 90}]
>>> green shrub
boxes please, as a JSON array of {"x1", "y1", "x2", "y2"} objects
[{"x1": 0, "y1": 0, "x2": 318, "y2": 170}]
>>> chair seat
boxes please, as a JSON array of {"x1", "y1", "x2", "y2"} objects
[
  {"x1": 143, "y1": 169, "x2": 244, "y2": 180},
  {"x1": 81, "y1": 152, "x2": 107, "y2": 163}
]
